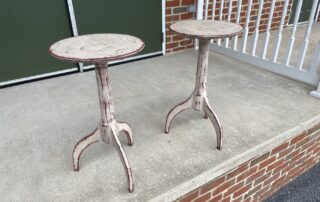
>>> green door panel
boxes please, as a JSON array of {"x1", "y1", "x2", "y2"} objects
[
  {"x1": 289, "y1": 0, "x2": 314, "y2": 24},
  {"x1": 73, "y1": 0, "x2": 162, "y2": 55},
  {"x1": 0, "y1": 0, "x2": 74, "y2": 82}
]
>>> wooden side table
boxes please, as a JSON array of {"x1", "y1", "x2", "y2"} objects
[
  {"x1": 49, "y1": 34, "x2": 144, "y2": 192},
  {"x1": 165, "y1": 20, "x2": 242, "y2": 149}
]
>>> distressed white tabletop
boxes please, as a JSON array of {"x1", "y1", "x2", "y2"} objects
[
  {"x1": 49, "y1": 34, "x2": 144, "y2": 63},
  {"x1": 170, "y1": 20, "x2": 243, "y2": 39}
]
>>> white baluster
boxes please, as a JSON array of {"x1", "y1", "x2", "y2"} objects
[
  {"x1": 218, "y1": 0, "x2": 224, "y2": 45},
  {"x1": 232, "y1": 0, "x2": 243, "y2": 50},
  {"x1": 225, "y1": 0, "x2": 233, "y2": 48},
  {"x1": 315, "y1": 1, "x2": 320, "y2": 22},
  {"x1": 296, "y1": 0, "x2": 319, "y2": 70},
  {"x1": 272, "y1": 0, "x2": 289, "y2": 62},
  {"x1": 195, "y1": 0, "x2": 205, "y2": 49},
  {"x1": 310, "y1": 40, "x2": 320, "y2": 74},
  {"x1": 261, "y1": 0, "x2": 276, "y2": 59},
  {"x1": 284, "y1": 0, "x2": 303, "y2": 66},
  {"x1": 212, "y1": 0, "x2": 217, "y2": 20},
  {"x1": 241, "y1": 0, "x2": 253, "y2": 53},
  {"x1": 205, "y1": 0, "x2": 209, "y2": 20},
  {"x1": 251, "y1": 0, "x2": 264, "y2": 56}
]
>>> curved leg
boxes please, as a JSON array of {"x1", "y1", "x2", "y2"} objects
[
  {"x1": 203, "y1": 97, "x2": 223, "y2": 150},
  {"x1": 73, "y1": 128, "x2": 100, "y2": 171},
  {"x1": 111, "y1": 127, "x2": 134, "y2": 193},
  {"x1": 165, "y1": 96, "x2": 193, "y2": 134},
  {"x1": 117, "y1": 122, "x2": 133, "y2": 146},
  {"x1": 203, "y1": 112, "x2": 208, "y2": 119}
]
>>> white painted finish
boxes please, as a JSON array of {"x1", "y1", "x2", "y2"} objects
[
  {"x1": 217, "y1": 0, "x2": 224, "y2": 45},
  {"x1": 310, "y1": 40, "x2": 320, "y2": 73},
  {"x1": 241, "y1": 0, "x2": 253, "y2": 53},
  {"x1": 162, "y1": 0, "x2": 166, "y2": 55},
  {"x1": 0, "y1": 68, "x2": 78, "y2": 87},
  {"x1": 83, "y1": 51, "x2": 163, "y2": 70},
  {"x1": 251, "y1": 0, "x2": 264, "y2": 56},
  {"x1": 170, "y1": 20, "x2": 242, "y2": 39},
  {"x1": 272, "y1": 0, "x2": 290, "y2": 62},
  {"x1": 315, "y1": 1, "x2": 320, "y2": 22},
  {"x1": 211, "y1": 0, "x2": 217, "y2": 20},
  {"x1": 261, "y1": 0, "x2": 276, "y2": 59},
  {"x1": 296, "y1": 0, "x2": 319, "y2": 70},
  {"x1": 204, "y1": 0, "x2": 209, "y2": 20},
  {"x1": 66, "y1": 0, "x2": 84, "y2": 72},
  {"x1": 232, "y1": 0, "x2": 243, "y2": 50},
  {"x1": 284, "y1": 0, "x2": 303, "y2": 66},
  {"x1": 224, "y1": 0, "x2": 233, "y2": 48},
  {"x1": 49, "y1": 34, "x2": 144, "y2": 62},
  {"x1": 211, "y1": 44, "x2": 320, "y2": 86}
]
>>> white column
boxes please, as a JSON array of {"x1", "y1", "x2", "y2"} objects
[
  {"x1": 232, "y1": 0, "x2": 243, "y2": 50},
  {"x1": 212, "y1": 0, "x2": 217, "y2": 20},
  {"x1": 261, "y1": 0, "x2": 276, "y2": 59},
  {"x1": 241, "y1": 0, "x2": 253, "y2": 53},
  {"x1": 272, "y1": 0, "x2": 289, "y2": 62},
  {"x1": 284, "y1": 0, "x2": 303, "y2": 66},
  {"x1": 296, "y1": 0, "x2": 319, "y2": 70},
  {"x1": 224, "y1": 0, "x2": 233, "y2": 47},
  {"x1": 251, "y1": 0, "x2": 264, "y2": 56},
  {"x1": 218, "y1": 0, "x2": 225, "y2": 45}
]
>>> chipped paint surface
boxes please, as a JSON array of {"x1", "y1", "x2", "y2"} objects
[
  {"x1": 49, "y1": 34, "x2": 144, "y2": 63},
  {"x1": 49, "y1": 34, "x2": 144, "y2": 193},
  {"x1": 170, "y1": 20, "x2": 243, "y2": 39}
]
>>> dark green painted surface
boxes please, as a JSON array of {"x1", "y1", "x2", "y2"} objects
[
  {"x1": 0, "y1": 0, "x2": 74, "y2": 82},
  {"x1": 289, "y1": 0, "x2": 314, "y2": 24},
  {"x1": 73, "y1": 0, "x2": 162, "y2": 55}
]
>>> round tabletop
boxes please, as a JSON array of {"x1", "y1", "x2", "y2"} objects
[
  {"x1": 49, "y1": 34, "x2": 145, "y2": 63},
  {"x1": 170, "y1": 20, "x2": 243, "y2": 39}
]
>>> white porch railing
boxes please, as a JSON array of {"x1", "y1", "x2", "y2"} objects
[{"x1": 198, "y1": 0, "x2": 320, "y2": 98}]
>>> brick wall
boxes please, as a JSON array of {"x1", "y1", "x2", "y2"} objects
[
  {"x1": 175, "y1": 122, "x2": 320, "y2": 202},
  {"x1": 165, "y1": 0, "x2": 293, "y2": 53}
]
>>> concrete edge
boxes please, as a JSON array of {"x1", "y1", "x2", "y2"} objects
[{"x1": 150, "y1": 114, "x2": 320, "y2": 202}]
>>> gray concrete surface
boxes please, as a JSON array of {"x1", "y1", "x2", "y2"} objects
[
  {"x1": 265, "y1": 163, "x2": 320, "y2": 202},
  {"x1": 0, "y1": 50, "x2": 320, "y2": 201}
]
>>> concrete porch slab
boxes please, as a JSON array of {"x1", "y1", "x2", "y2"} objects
[{"x1": 0, "y1": 50, "x2": 319, "y2": 201}]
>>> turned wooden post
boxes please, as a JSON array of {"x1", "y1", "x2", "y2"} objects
[
  {"x1": 165, "y1": 20, "x2": 243, "y2": 150},
  {"x1": 49, "y1": 34, "x2": 144, "y2": 193}
]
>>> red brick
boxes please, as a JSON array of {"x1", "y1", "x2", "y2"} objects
[
  {"x1": 194, "y1": 193, "x2": 211, "y2": 202},
  {"x1": 200, "y1": 176, "x2": 225, "y2": 194},
  {"x1": 166, "y1": 0, "x2": 180, "y2": 7},
  {"x1": 259, "y1": 156, "x2": 277, "y2": 170},
  {"x1": 237, "y1": 166, "x2": 258, "y2": 182},
  {"x1": 250, "y1": 152, "x2": 270, "y2": 167},
  {"x1": 208, "y1": 194, "x2": 222, "y2": 202},
  {"x1": 233, "y1": 183, "x2": 252, "y2": 198},
  {"x1": 180, "y1": 39, "x2": 192, "y2": 46},
  {"x1": 247, "y1": 169, "x2": 265, "y2": 184},
  {"x1": 227, "y1": 163, "x2": 249, "y2": 180},
  {"x1": 180, "y1": 13, "x2": 194, "y2": 20},
  {"x1": 181, "y1": 0, "x2": 195, "y2": 5},
  {"x1": 179, "y1": 190, "x2": 199, "y2": 202},
  {"x1": 166, "y1": 42, "x2": 178, "y2": 49},
  {"x1": 290, "y1": 131, "x2": 307, "y2": 145},
  {"x1": 254, "y1": 171, "x2": 272, "y2": 186},
  {"x1": 224, "y1": 181, "x2": 245, "y2": 197},
  {"x1": 266, "y1": 158, "x2": 285, "y2": 172},
  {"x1": 271, "y1": 142, "x2": 289, "y2": 155},
  {"x1": 211, "y1": 179, "x2": 236, "y2": 196},
  {"x1": 263, "y1": 172, "x2": 280, "y2": 187},
  {"x1": 221, "y1": 197, "x2": 231, "y2": 202},
  {"x1": 278, "y1": 146, "x2": 295, "y2": 158},
  {"x1": 272, "y1": 161, "x2": 289, "y2": 174}
]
